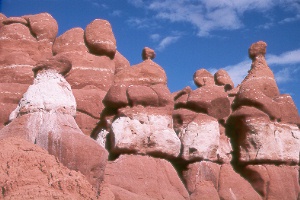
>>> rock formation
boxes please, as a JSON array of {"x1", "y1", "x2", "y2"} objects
[{"x1": 0, "y1": 13, "x2": 299, "y2": 200}]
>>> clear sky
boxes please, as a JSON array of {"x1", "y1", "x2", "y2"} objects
[{"x1": 1, "y1": 0, "x2": 300, "y2": 113}]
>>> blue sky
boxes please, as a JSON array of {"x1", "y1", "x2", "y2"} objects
[{"x1": 1, "y1": 0, "x2": 300, "y2": 112}]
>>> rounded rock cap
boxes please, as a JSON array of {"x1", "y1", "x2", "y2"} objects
[
  {"x1": 193, "y1": 69, "x2": 214, "y2": 87},
  {"x1": 248, "y1": 41, "x2": 267, "y2": 60},
  {"x1": 33, "y1": 56, "x2": 72, "y2": 77},
  {"x1": 142, "y1": 47, "x2": 156, "y2": 60}
]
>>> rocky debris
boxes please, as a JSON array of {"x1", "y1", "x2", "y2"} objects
[
  {"x1": 104, "y1": 154, "x2": 189, "y2": 200},
  {"x1": 241, "y1": 164, "x2": 300, "y2": 200},
  {"x1": 227, "y1": 106, "x2": 300, "y2": 164},
  {"x1": 100, "y1": 48, "x2": 180, "y2": 159},
  {"x1": 193, "y1": 69, "x2": 214, "y2": 87},
  {"x1": 214, "y1": 69, "x2": 234, "y2": 91},
  {"x1": 85, "y1": 19, "x2": 117, "y2": 59},
  {"x1": 0, "y1": 137, "x2": 98, "y2": 199},
  {"x1": 0, "y1": 58, "x2": 108, "y2": 191}
]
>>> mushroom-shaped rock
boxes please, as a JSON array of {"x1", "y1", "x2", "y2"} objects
[
  {"x1": 214, "y1": 69, "x2": 234, "y2": 91},
  {"x1": 33, "y1": 56, "x2": 72, "y2": 77},
  {"x1": 85, "y1": 19, "x2": 116, "y2": 59},
  {"x1": 193, "y1": 69, "x2": 215, "y2": 87},
  {"x1": 142, "y1": 47, "x2": 156, "y2": 60},
  {"x1": 0, "y1": 60, "x2": 108, "y2": 191},
  {"x1": 233, "y1": 41, "x2": 282, "y2": 120}
]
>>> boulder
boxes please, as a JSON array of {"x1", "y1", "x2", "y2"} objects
[
  {"x1": 114, "y1": 50, "x2": 130, "y2": 74},
  {"x1": 187, "y1": 85, "x2": 231, "y2": 120},
  {"x1": 142, "y1": 47, "x2": 156, "y2": 60},
  {"x1": 85, "y1": 19, "x2": 116, "y2": 58},
  {"x1": 25, "y1": 13, "x2": 58, "y2": 42},
  {"x1": 104, "y1": 154, "x2": 189, "y2": 200},
  {"x1": 0, "y1": 137, "x2": 99, "y2": 199},
  {"x1": 214, "y1": 69, "x2": 234, "y2": 91},
  {"x1": 2, "y1": 16, "x2": 27, "y2": 25},
  {"x1": 193, "y1": 69, "x2": 214, "y2": 87}
]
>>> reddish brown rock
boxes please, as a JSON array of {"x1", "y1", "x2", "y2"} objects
[
  {"x1": 33, "y1": 56, "x2": 72, "y2": 76},
  {"x1": 114, "y1": 59, "x2": 167, "y2": 86},
  {"x1": 0, "y1": 137, "x2": 99, "y2": 199},
  {"x1": 193, "y1": 69, "x2": 215, "y2": 87},
  {"x1": 142, "y1": 47, "x2": 156, "y2": 60},
  {"x1": 227, "y1": 106, "x2": 300, "y2": 164},
  {"x1": 150, "y1": 84, "x2": 174, "y2": 107},
  {"x1": 114, "y1": 50, "x2": 130, "y2": 74},
  {"x1": 214, "y1": 69, "x2": 234, "y2": 91},
  {"x1": 233, "y1": 41, "x2": 282, "y2": 120},
  {"x1": 2, "y1": 16, "x2": 28, "y2": 25},
  {"x1": 0, "y1": 62, "x2": 108, "y2": 191},
  {"x1": 218, "y1": 164, "x2": 262, "y2": 200},
  {"x1": 103, "y1": 84, "x2": 129, "y2": 109},
  {"x1": 182, "y1": 161, "x2": 221, "y2": 194},
  {"x1": 104, "y1": 154, "x2": 189, "y2": 200},
  {"x1": 273, "y1": 94, "x2": 300, "y2": 125},
  {"x1": 127, "y1": 85, "x2": 159, "y2": 107},
  {"x1": 187, "y1": 85, "x2": 231, "y2": 119},
  {"x1": 85, "y1": 19, "x2": 117, "y2": 58},
  {"x1": 25, "y1": 13, "x2": 58, "y2": 42},
  {"x1": 242, "y1": 165, "x2": 299, "y2": 200},
  {"x1": 0, "y1": 13, "x2": 7, "y2": 28},
  {"x1": 53, "y1": 28, "x2": 88, "y2": 55}
]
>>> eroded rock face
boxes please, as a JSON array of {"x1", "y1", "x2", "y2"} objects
[
  {"x1": 228, "y1": 106, "x2": 300, "y2": 164},
  {"x1": 0, "y1": 58, "x2": 108, "y2": 191},
  {"x1": 104, "y1": 154, "x2": 189, "y2": 200},
  {"x1": 0, "y1": 137, "x2": 98, "y2": 199}
]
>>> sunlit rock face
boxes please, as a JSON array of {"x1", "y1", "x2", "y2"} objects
[{"x1": 0, "y1": 58, "x2": 108, "y2": 192}]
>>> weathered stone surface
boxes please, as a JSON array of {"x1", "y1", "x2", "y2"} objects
[
  {"x1": 187, "y1": 85, "x2": 231, "y2": 119},
  {"x1": 104, "y1": 155, "x2": 189, "y2": 200},
  {"x1": 214, "y1": 69, "x2": 234, "y2": 91},
  {"x1": 114, "y1": 50, "x2": 130, "y2": 74},
  {"x1": 242, "y1": 165, "x2": 299, "y2": 200},
  {"x1": 193, "y1": 69, "x2": 214, "y2": 87},
  {"x1": 127, "y1": 85, "x2": 159, "y2": 107},
  {"x1": 111, "y1": 113, "x2": 181, "y2": 158},
  {"x1": 103, "y1": 84, "x2": 129, "y2": 109},
  {"x1": 228, "y1": 106, "x2": 300, "y2": 164},
  {"x1": 85, "y1": 19, "x2": 116, "y2": 58},
  {"x1": 64, "y1": 52, "x2": 115, "y2": 91},
  {"x1": 26, "y1": 13, "x2": 58, "y2": 42},
  {"x1": 52, "y1": 28, "x2": 88, "y2": 55},
  {"x1": 0, "y1": 137, "x2": 99, "y2": 199},
  {"x1": 2, "y1": 16, "x2": 27, "y2": 25},
  {"x1": 274, "y1": 94, "x2": 300, "y2": 125},
  {"x1": 0, "y1": 64, "x2": 108, "y2": 191},
  {"x1": 183, "y1": 161, "x2": 221, "y2": 194},
  {"x1": 142, "y1": 47, "x2": 156, "y2": 60},
  {"x1": 218, "y1": 164, "x2": 262, "y2": 200},
  {"x1": 178, "y1": 113, "x2": 220, "y2": 161},
  {"x1": 233, "y1": 41, "x2": 282, "y2": 120},
  {"x1": 114, "y1": 59, "x2": 167, "y2": 86}
]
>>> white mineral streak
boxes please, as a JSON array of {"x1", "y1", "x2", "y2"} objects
[
  {"x1": 239, "y1": 121, "x2": 300, "y2": 164},
  {"x1": 9, "y1": 69, "x2": 76, "y2": 121},
  {"x1": 179, "y1": 120, "x2": 220, "y2": 161},
  {"x1": 111, "y1": 114, "x2": 181, "y2": 158}
]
